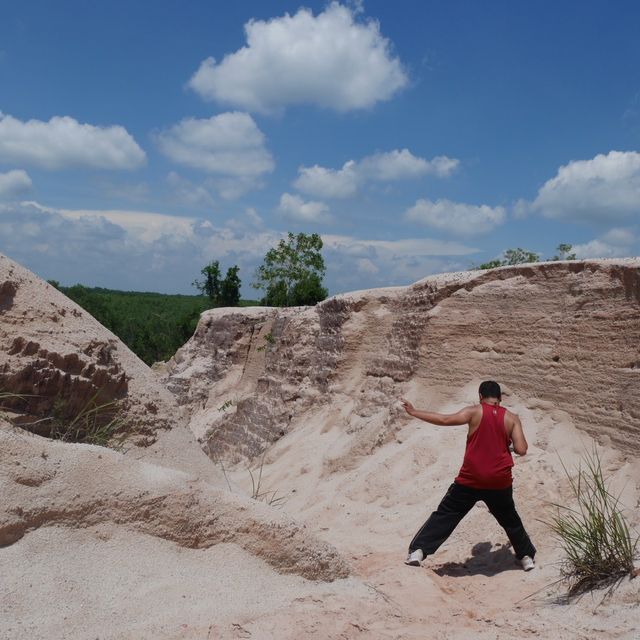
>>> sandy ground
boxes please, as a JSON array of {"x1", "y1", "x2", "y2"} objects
[
  {"x1": 2, "y1": 381, "x2": 639, "y2": 640},
  {"x1": 2, "y1": 257, "x2": 640, "y2": 639}
]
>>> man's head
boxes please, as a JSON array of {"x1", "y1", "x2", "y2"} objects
[{"x1": 479, "y1": 380, "x2": 501, "y2": 401}]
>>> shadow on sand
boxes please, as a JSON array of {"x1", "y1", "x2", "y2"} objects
[{"x1": 433, "y1": 542, "x2": 520, "y2": 577}]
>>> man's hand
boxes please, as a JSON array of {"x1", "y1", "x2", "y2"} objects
[{"x1": 401, "y1": 398, "x2": 415, "y2": 416}]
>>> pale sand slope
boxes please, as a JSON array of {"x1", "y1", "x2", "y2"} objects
[
  {"x1": 0, "y1": 420, "x2": 375, "y2": 640},
  {"x1": 161, "y1": 259, "x2": 640, "y2": 638},
  {"x1": 215, "y1": 385, "x2": 640, "y2": 639}
]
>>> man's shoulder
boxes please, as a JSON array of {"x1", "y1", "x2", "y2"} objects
[{"x1": 502, "y1": 407, "x2": 520, "y2": 422}]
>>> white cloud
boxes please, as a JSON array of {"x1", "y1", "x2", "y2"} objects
[
  {"x1": 532, "y1": 150, "x2": 640, "y2": 223},
  {"x1": 167, "y1": 172, "x2": 215, "y2": 210},
  {"x1": 294, "y1": 161, "x2": 359, "y2": 198},
  {"x1": 572, "y1": 228, "x2": 636, "y2": 259},
  {"x1": 323, "y1": 233, "x2": 477, "y2": 291},
  {"x1": 359, "y1": 150, "x2": 458, "y2": 181},
  {"x1": 51, "y1": 205, "x2": 199, "y2": 244},
  {"x1": 294, "y1": 149, "x2": 458, "y2": 199},
  {"x1": 405, "y1": 198, "x2": 506, "y2": 236},
  {"x1": 601, "y1": 227, "x2": 635, "y2": 245},
  {"x1": 0, "y1": 170, "x2": 32, "y2": 198},
  {"x1": 188, "y1": 2, "x2": 407, "y2": 114},
  {"x1": 245, "y1": 207, "x2": 263, "y2": 227},
  {"x1": 0, "y1": 113, "x2": 145, "y2": 170},
  {"x1": 277, "y1": 192, "x2": 332, "y2": 223},
  {"x1": 155, "y1": 112, "x2": 274, "y2": 198},
  {"x1": 323, "y1": 234, "x2": 477, "y2": 257}
]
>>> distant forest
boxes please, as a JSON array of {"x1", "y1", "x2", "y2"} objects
[{"x1": 55, "y1": 284, "x2": 258, "y2": 366}]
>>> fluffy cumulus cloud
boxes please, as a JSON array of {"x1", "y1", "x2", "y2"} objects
[
  {"x1": 188, "y1": 2, "x2": 407, "y2": 113},
  {"x1": 531, "y1": 150, "x2": 640, "y2": 223},
  {"x1": 155, "y1": 112, "x2": 274, "y2": 198},
  {"x1": 294, "y1": 149, "x2": 458, "y2": 199},
  {"x1": 0, "y1": 170, "x2": 32, "y2": 198},
  {"x1": 404, "y1": 198, "x2": 506, "y2": 236},
  {"x1": 359, "y1": 150, "x2": 458, "y2": 181},
  {"x1": 572, "y1": 228, "x2": 637, "y2": 259},
  {"x1": 277, "y1": 192, "x2": 332, "y2": 223},
  {"x1": 0, "y1": 113, "x2": 146, "y2": 170},
  {"x1": 294, "y1": 161, "x2": 359, "y2": 198}
]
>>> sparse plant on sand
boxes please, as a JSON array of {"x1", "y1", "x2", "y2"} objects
[
  {"x1": 547, "y1": 447, "x2": 639, "y2": 597},
  {"x1": 256, "y1": 332, "x2": 275, "y2": 352},
  {"x1": 214, "y1": 451, "x2": 288, "y2": 508},
  {"x1": 248, "y1": 454, "x2": 287, "y2": 507},
  {"x1": 218, "y1": 398, "x2": 235, "y2": 412}
]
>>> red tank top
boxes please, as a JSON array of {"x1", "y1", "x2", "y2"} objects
[{"x1": 455, "y1": 403, "x2": 513, "y2": 489}]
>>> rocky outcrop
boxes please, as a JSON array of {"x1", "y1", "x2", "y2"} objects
[
  {"x1": 0, "y1": 254, "x2": 178, "y2": 444},
  {"x1": 164, "y1": 259, "x2": 640, "y2": 460}
]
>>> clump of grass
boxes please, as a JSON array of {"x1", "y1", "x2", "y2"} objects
[
  {"x1": 548, "y1": 447, "x2": 638, "y2": 597},
  {"x1": 47, "y1": 392, "x2": 128, "y2": 448}
]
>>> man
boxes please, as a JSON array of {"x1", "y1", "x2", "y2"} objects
[{"x1": 401, "y1": 381, "x2": 536, "y2": 571}]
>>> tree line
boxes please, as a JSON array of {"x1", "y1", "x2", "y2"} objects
[{"x1": 193, "y1": 231, "x2": 328, "y2": 307}]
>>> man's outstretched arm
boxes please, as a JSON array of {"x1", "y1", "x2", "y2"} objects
[{"x1": 401, "y1": 398, "x2": 475, "y2": 426}]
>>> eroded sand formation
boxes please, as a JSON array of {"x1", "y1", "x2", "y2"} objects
[{"x1": 2, "y1": 254, "x2": 640, "y2": 639}]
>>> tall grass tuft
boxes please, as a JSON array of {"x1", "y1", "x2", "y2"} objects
[
  {"x1": 248, "y1": 453, "x2": 287, "y2": 507},
  {"x1": 548, "y1": 447, "x2": 638, "y2": 596},
  {"x1": 47, "y1": 392, "x2": 127, "y2": 447}
]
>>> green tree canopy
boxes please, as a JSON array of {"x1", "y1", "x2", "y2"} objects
[
  {"x1": 478, "y1": 247, "x2": 540, "y2": 270},
  {"x1": 253, "y1": 232, "x2": 328, "y2": 306},
  {"x1": 552, "y1": 243, "x2": 576, "y2": 261},
  {"x1": 193, "y1": 260, "x2": 221, "y2": 301},
  {"x1": 193, "y1": 261, "x2": 242, "y2": 307},
  {"x1": 219, "y1": 265, "x2": 241, "y2": 306}
]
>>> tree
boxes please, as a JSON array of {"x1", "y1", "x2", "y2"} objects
[
  {"x1": 193, "y1": 261, "x2": 241, "y2": 307},
  {"x1": 193, "y1": 260, "x2": 221, "y2": 301},
  {"x1": 503, "y1": 247, "x2": 540, "y2": 265},
  {"x1": 552, "y1": 243, "x2": 576, "y2": 261},
  {"x1": 478, "y1": 247, "x2": 540, "y2": 270},
  {"x1": 253, "y1": 232, "x2": 328, "y2": 306},
  {"x1": 219, "y1": 265, "x2": 241, "y2": 307}
]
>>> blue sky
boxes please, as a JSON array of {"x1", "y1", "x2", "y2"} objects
[{"x1": 1, "y1": 0, "x2": 639, "y2": 296}]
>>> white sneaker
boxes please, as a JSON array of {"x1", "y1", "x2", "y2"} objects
[
  {"x1": 405, "y1": 549, "x2": 424, "y2": 566},
  {"x1": 520, "y1": 555, "x2": 535, "y2": 571}
]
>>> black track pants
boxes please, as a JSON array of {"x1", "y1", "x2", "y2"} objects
[{"x1": 408, "y1": 482, "x2": 536, "y2": 560}]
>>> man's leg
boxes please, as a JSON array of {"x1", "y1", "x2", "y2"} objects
[
  {"x1": 483, "y1": 486, "x2": 536, "y2": 559},
  {"x1": 408, "y1": 483, "x2": 477, "y2": 557}
]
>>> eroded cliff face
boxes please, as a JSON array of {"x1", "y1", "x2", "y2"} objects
[
  {"x1": 0, "y1": 254, "x2": 177, "y2": 444},
  {"x1": 163, "y1": 259, "x2": 640, "y2": 460}
]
